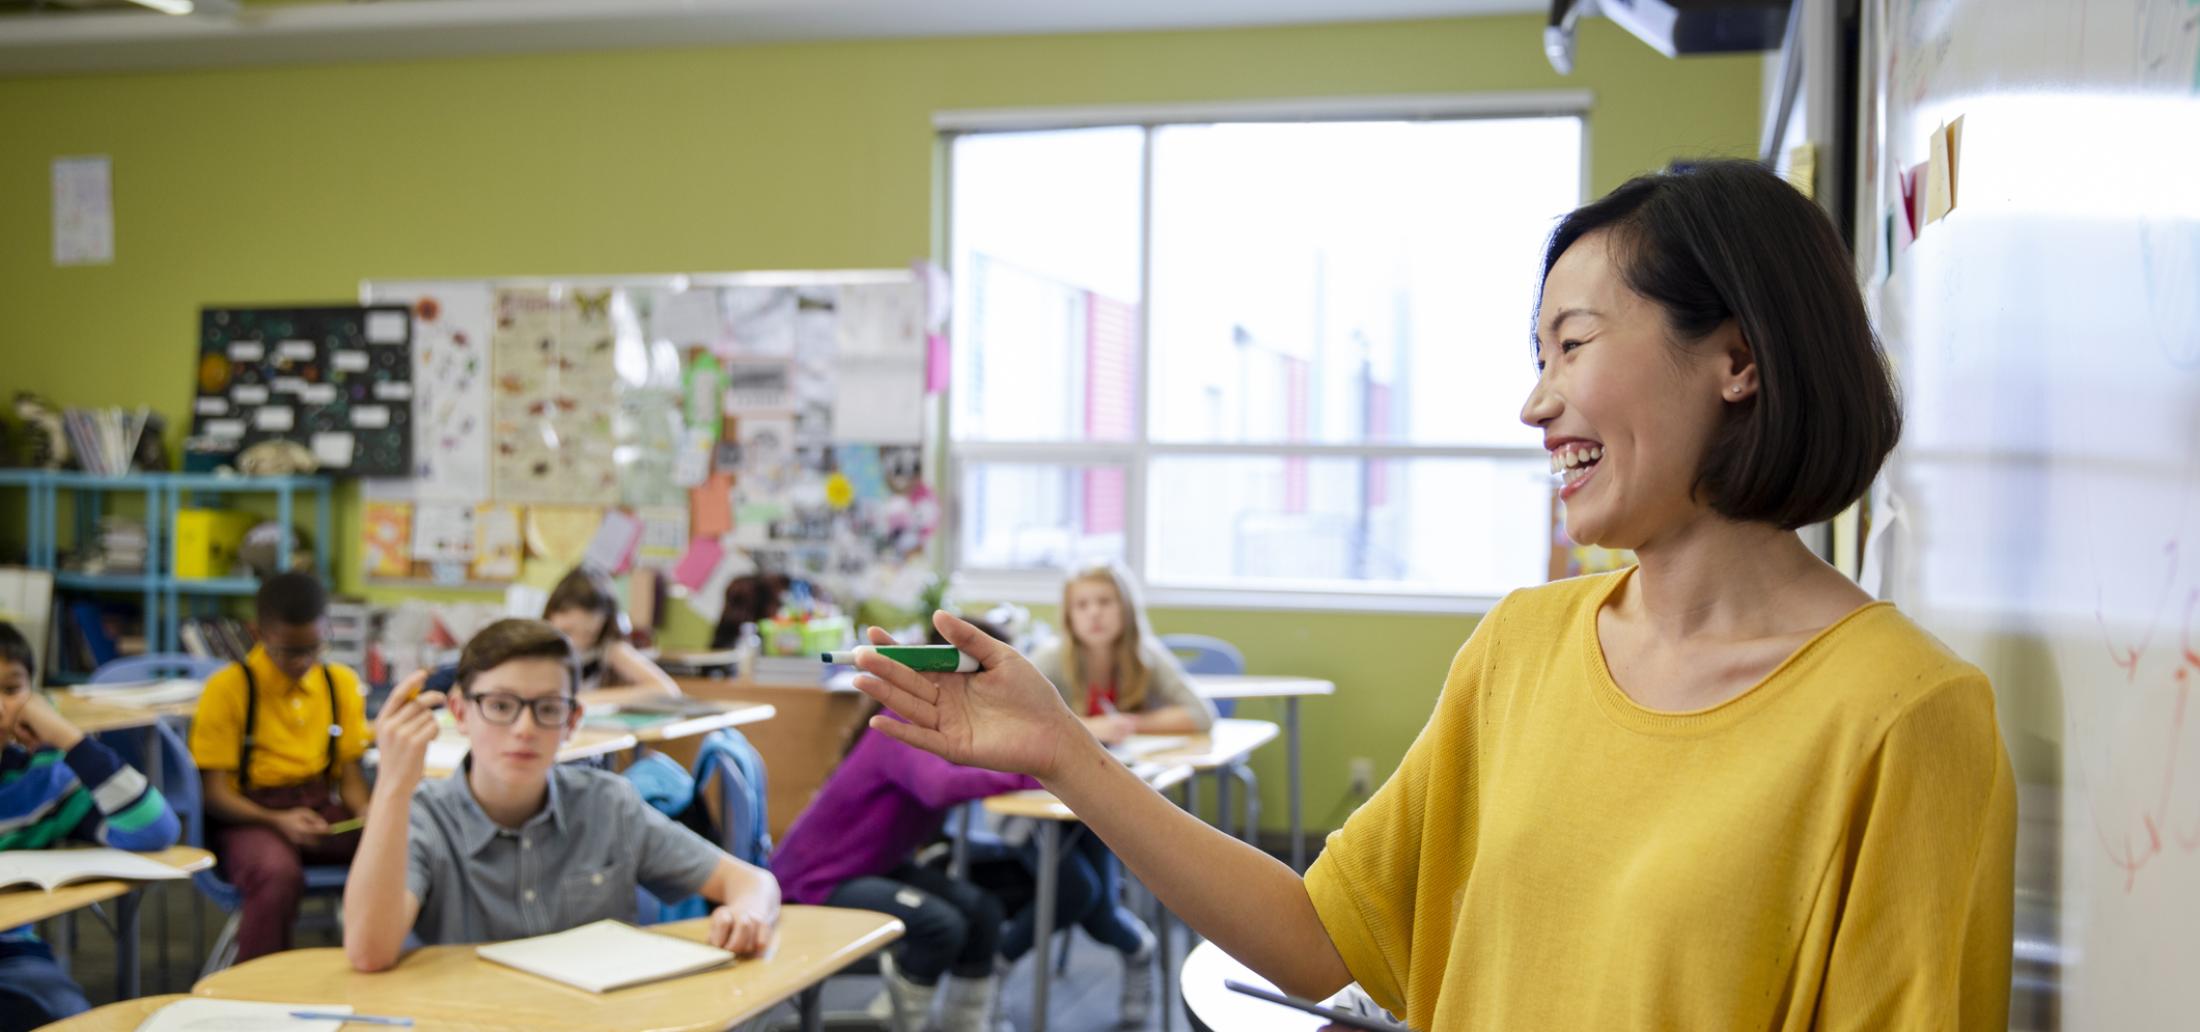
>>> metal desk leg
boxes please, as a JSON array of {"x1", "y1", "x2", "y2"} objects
[
  {"x1": 949, "y1": 803, "x2": 971, "y2": 881},
  {"x1": 1289, "y1": 698, "x2": 1305, "y2": 872},
  {"x1": 1031, "y1": 821, "x2": 1060, "y2": 1032},
  {"x1": 798, "y1": 985, "x2": 823, "y2": 1032},
  {"x1": 116, "y1": 888, "x2": 143, "y2": 1001},
  {"x1": 1217, "y1": 771, "x2": 1235, "y2": 842}
]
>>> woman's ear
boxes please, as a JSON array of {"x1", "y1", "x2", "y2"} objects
[{"x1": 1717, "y1": 322, "x2": 1759, "y2": 402}]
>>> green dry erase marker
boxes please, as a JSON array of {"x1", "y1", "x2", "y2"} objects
[{"x1": 821, "y1": 645, "x2": 981, "y2": 673}]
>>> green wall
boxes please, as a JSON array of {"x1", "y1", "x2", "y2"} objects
[{"x1": 0, "y1": 15, "x2": 1761, "y2": 832}]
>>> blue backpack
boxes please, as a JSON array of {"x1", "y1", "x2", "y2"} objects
[{"x1": 621, "y1": 729, "x2": 771, "y2": 923}]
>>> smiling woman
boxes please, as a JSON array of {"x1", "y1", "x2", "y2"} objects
[{"x1": 847, "y1": 158, "x2": 2018, "y2": 1031}]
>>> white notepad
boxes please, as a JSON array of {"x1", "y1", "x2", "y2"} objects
[
  {"x1": 1110, "y1": 734, "x2": 1190, "y2": 760},
  {"x1": 475, "y1": 919, "x2": 735, "y2": 993},
  {"x1": 132, "y1": 999, "x2": 352, "y2": 1032},
  {"x1": 0, "y1": 847, "x2": 186, "y2": 892}
]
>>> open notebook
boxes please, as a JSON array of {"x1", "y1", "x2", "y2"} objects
[
  {"x1": 476, "y1": 919, "x2": 735, "y2": 993},
  {"x1": 0, "y1": 847, "x2": 187, "y2": 892},
  {"x1": 133, "y1": 999, "x2": 352, "y2": 1032}
]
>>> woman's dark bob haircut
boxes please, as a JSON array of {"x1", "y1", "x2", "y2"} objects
[{"x1": 1539, "y1": 158, "x2": 1901, "y2": 531}]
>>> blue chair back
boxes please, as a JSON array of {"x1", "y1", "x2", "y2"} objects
[
  {"x1": 1163, "y1": 633, "x2": 1246, "y2": 717},
  {"x1": 90, "y1": 653, "x2": 228, "y2": 685}
]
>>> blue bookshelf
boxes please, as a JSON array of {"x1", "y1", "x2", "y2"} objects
[{"x1": 0, "y1": 470, "x2": 331, "y2": 683}]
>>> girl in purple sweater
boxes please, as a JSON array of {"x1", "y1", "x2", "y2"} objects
[{"x1": 773, "y1": 629, "x2": 1036, "y2": 1032}]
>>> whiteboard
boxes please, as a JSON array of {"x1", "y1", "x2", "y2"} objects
[{"x1": 1858, "y1": 0, "x2": 2200, "y2": 1027}]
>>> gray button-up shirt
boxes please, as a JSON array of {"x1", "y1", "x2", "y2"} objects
[{"x1": 404, "y1": 761, "x2": 724, "y2": 945}]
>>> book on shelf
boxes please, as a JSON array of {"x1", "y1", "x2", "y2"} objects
[{"x1": 60, "y1": 406, "x2": 153, "y2": 477}]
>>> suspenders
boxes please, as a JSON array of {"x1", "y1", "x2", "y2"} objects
[{"x1": 235, "y1": 661, "x2": 341, "y2": 794}]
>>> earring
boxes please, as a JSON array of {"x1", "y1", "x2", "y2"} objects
[{"x1": 1729, "y1": 386, "x2": 1742, "y2": 394}]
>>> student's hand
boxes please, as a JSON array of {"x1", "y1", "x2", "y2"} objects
[
  {"x1": 851, "y1": 614, "x2": 1093, "y2": 781},
  {"x1": 12, "y1": 694, "x2": 85, "y2": 752},
  {"x1": 372, "y1": 670, "x2": 447, "y2": 793},
  {"x1": 708, "y1": 901, "x2": 776, "y2": 955},
  {"x1": 1082, "y1": 713, "x2": 1136, "y2": 745},
  {"x1": 271, "y1": 807, "x2": 330, "y2": 846}
]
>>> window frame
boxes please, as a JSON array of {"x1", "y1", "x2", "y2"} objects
[{"x1": 939, "y1": 93, "x2": 1594, "y2": 613}]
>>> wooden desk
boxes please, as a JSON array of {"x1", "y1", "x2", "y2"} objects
[
  {"x1": 985, "y1": 765, "x2": 1193, "y2": 1032},
  {"x1": 38, "y1": 994, "x2": 186, "y2": 1031},
  {"x1": 193, "y1": 905, "x2": 904, "y2": 1032},
  {"x1": 1180, "y1": 939, "x2": 1328, "y2": 1032},
  {"x1": 50, "y1": 694, "x2": 165, "y2": 735},
  {"x1": 1142, "y1": 719, "x2": 1279, "y2": 771},
  {"x1": 1189, "y1": 675, "x2": 1336, "y2": 871},
  {"x1": 578, "y1": 688, "x2": 777, "y2": 746},
  {"x1": 0, "y1": 846, "x2": 212, "y2": 1001}
]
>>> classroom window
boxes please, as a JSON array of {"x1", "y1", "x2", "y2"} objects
[{"x1": 947, "y1": 110, "x2": 1584, "y2": 603}]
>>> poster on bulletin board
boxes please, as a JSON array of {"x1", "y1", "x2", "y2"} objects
[
  {"x1": 356, "y1": 269, "x2": 941, "y2": 604},
  {"x1": 191, "y1": 305, "x2": 414, "y2": 475}
]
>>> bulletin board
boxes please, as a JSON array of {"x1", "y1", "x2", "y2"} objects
[
  {"x1": 357, "y1": 270, "x2": 942, "y2": 621},
  {"x1": 190, "y1": 305, "x2": 415, "y2": 476}
]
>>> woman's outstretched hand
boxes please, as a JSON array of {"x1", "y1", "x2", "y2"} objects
[{"x1": 852, "y1": 612, "x2": 1091, "y2": 781}]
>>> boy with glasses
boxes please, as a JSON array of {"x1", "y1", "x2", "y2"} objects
[
  {"x1": 342, "y1": 618, "x2": 778, "y2": 971},
  {"x1": 189, "y1": 571, "x2": 373, "y2": 961}
]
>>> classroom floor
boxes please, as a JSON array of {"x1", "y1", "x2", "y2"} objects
[{"x1": 51, "y1": 882, "x2": 1192, "y2": 1032}]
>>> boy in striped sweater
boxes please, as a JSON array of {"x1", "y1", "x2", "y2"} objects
[{"x1": 0, "y1": 621, "x2": 180, "y2": 1031}]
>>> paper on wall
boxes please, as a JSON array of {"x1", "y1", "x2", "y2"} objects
[
  {"x1": 472, "y1": 503, "x2": 523, "y2": 581},
  {"x1": 366, "y1": 283, "x2": 495, "y2": 504},
  {"x1": 52, "y1": 156, "x2": 113, "y2": 266},
  {"x1": 413, "y1": 502, "x2": 475, "y2": 562},
  {"x1": 830, "y1": 357, "x2": 924, "y2": 444},
  {"x1": 834, "y1": 282, "x2": 926, "y2": 358}
]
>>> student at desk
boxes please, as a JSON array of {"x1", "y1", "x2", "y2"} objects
[
  {"x1": 544, "y1": 566, "x2": 680, "y2": 696},
  {"x1": 342, "y1": 618, "x2": 778, "y2": 971},
  {"x1": 0, "y1": 622, "x2": 180, "y2": 1031},
  {"x1": 849, "y1": 162, "x2": 2016, "y2": 1031},
  {"x1": 189, "y1": 572, "x2": 372, "y2": 962},
  {"x1": 1019, "y1": 561, "x2": 1215, "y2": 1026}
]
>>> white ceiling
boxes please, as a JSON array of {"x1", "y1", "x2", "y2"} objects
[{"x1": 0, "y1": 0, "x2": 1547, "y2": 76}]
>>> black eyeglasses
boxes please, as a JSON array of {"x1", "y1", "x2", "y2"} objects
[{"x1": 465, "y1": 691, "x2": 576, "y2": 727}]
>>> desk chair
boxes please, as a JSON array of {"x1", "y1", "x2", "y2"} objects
[
  {"x1": 141, "y1": 722, "x2": 349, "y2": 980},
  {"x1": 89, "y1": 653, "x2": 230, "y2": 684},
  {"x1": 1162, "y1": 635, "x2": 1258, "y2": 841}
]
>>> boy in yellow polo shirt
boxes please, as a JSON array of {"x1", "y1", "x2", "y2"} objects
[{"x1": 189, "y1": 572, "x2": 372, "y2": 961}]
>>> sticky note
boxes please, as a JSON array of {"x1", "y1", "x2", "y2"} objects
[
  {"x1": 690, "y1": 472, "x2": 734, "y2": 537},
  {"x1": 373, "y1": 381, "x2": 413, "y2": 401},
  {"x1": 195, "y1": 397, "x2": 228, "y2": 415},
  {"x1": 228, "y1": 341, "x2": 265, "y2": 362},
  {"x1": 366, "y1": 310, "x2": 407, "y2": 344},
  {"x1": 333, "y1": 350, "x2": 369, "y2": 373},
  {"x1": 1925, "y1": 125, "x2": 1955, "y2": 224},
  {"x1": 232, "y1": 384, "x2": 269, "y2": 405},
  {"x1": 253, "y1": 407, "x2": 294, "y2": 431},
  {"x1": 352, "y1": 405, "x2": 390, "y2": 429},
  {"x1": 206, "y1": 419, "x2": 246, "y2": 439},
  {"x1": 271, "y1": 377, "x2": 307, "y2": 395},
  {"x1": 277, "y1": 339, "x2": 316, "y2": 361},
  {"x1": 311, "y1": 432, "x2": 355, "y2": 468},
  {"x1": 301, "y1": 383, "x2": 338, "y2": 405},
  {"x1": 672, "y1": 536, "x2": 725, "y2": 592}
]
